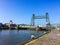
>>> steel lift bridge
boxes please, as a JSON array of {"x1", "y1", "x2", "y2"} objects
[{"x1": 31, "y1": 12, "x2": 51, "y2": 31}]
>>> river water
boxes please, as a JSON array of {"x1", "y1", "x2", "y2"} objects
[{"x1": 0, "y1": 30, "x2": 46, "y2": 45}]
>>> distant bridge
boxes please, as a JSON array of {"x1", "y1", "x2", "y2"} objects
[{"x1": 31, "y1": 12, "x2": 51, "y2": 31}]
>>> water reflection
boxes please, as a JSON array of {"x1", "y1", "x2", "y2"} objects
[{"x1": 0, "y1": 30, "x2": 45, "y2": 45}]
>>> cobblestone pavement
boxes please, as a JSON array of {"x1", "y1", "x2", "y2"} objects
[{"x1": 25, "y1": 28, "x2": 60, "y2": 45}]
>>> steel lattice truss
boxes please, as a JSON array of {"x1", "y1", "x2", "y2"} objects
[{"x1": 31, "y1": 12, "x2": 51, "y2": 31}]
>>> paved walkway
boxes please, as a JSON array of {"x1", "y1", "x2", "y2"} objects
[{"x1": 25, "y1": 28, "x2": 60, "y2": 45}]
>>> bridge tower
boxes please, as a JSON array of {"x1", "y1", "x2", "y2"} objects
[
  {"x1": 31, "y1": 12, "x2": 51, "y2": 31},
  {"x1": 31, "y1": 14, "x2": 35, "y2": 26},
  {"x1": 46, "y1": 13, "x2": 51, "y2": 31}
]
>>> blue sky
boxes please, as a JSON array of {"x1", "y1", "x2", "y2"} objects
[{"x1": 0, "y1": 0, "x2": 60, "y2": 25}]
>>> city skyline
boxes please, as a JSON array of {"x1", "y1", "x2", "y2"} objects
[{"x1": 0, "y1": 0, "x2": 60, "y2": 25}]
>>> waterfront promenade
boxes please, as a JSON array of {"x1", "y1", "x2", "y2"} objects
[{"x1": 25, "y1": 28, "x2": 60, "y2": 45}]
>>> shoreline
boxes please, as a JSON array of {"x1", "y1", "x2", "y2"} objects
[
  {"x1": 24, "y1": 29, "x2": 60, "y2": 45},
  {"x1": 18, "y1": 30, "x2": 49, "y2": 45}
]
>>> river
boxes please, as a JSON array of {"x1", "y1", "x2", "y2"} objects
[{"x1": 0, "y1": 30, "x2": 46, "y2": 45}]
